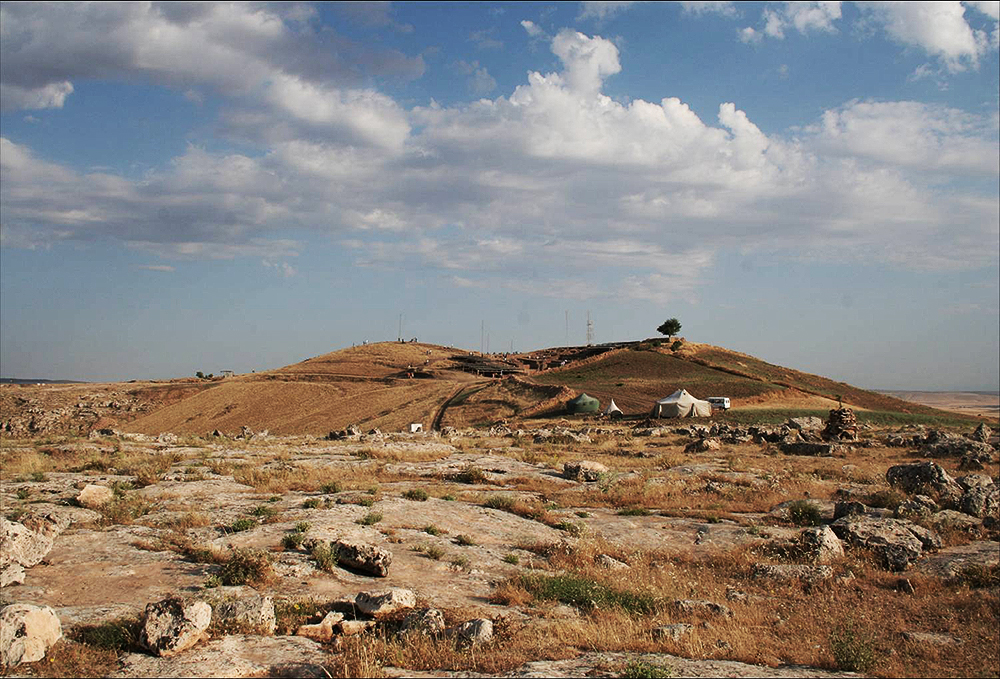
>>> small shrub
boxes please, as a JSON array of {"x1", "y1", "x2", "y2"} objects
[
  {"x1": 787, "y1": 500, "x2": 823, "y2": 527},
  {"x1": 451, "y1": 466, "x2": 488, "y2": 484},
  {"x1": 30, "y1": 471, "x2": 47, "y2": 482},
  {"x1": 554, "y1": 521, "x2": 583, "y2": 536},
  {"x1": 97, "y1": 495, "x2": 154, "y2": 526},
  {"x1": 955, "y1": 563, "x2": 999, "y2": 588},
  {"x1": 511, "y1": 573, "x2": 658, "y2": 614},
  {"x1": 455, "y1": 534, "x2": 476, "y2": 546},
  {"x1": 866, "y1": 488, "x2": 906, "y2": 510},
  {"x1": 357, "y1": 512, "x2": 383, "y2": 526},
  {"x1": 217, "y1": 548, "x2": 274, "y2": 586},
  {"x1": 321, "y1": 482, "x2": 343, "y2": 494},
  {"x1": 621, "y1": 660, "x2": 674, "y2": 678},
  {"x1": 450, "y1": 555, "x2": 471, "y2": 571},
  {"x1": 357, "y1": 497, "x2": 376, "y2": 508},
  {"x1": 829, "y1": 621, "x2": 878, "y2": 673},
  {"x1": 503, "y1": 553, "x2": 520, "y2": 565},
  {"x1": 311, "y1": 542, "x2": 338, "y2": 572},
  {"x1": 16, "y1": 488, "x2": 30, "y2": 500},
  {"x1": 441, "y1": 494, "x2": 456, "y2": 501},
  {"x1": 484, "y1": 495, "x2": 516, "y2": 511},
  {"x1": 403, "y1": 488, "x2": 429, "y2": 501},
  {"x1": 72, "y1": 616, "x2": 142, "y2": 652},
  {"x1": 282, "y1": 532, "x2": 307, "y2": 550},
  {"x1": 423, "y1": 525, "x2": 443, "y2": 536},
  {"x1": 425, "y1": 545, "x2": 445, "y2": 560},
  {"x1": 249, "y1": 505, "x2": 279, "y2": 519},
  {"x1": 228, "y1": 517, "x2": 256, "y2": 532},
  {"x1": 617, "y1": 507, "x2": 651, "y2": 516},
  {"x1": 302, "y1": 498, "x2": 322, "y2": 509},
  {"x1": 294, "y1": 521, "x2": 311, "y2": 533},
  {"x1": 575, "y1": 511, "x2": 590, "y2": 518}
]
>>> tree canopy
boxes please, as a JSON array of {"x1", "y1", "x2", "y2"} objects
[{"x1": 657, "y1": 318, "x2": 682, "y2": 338}]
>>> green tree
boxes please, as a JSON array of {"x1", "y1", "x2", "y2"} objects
[{"x1": 657, "y1": 318, "x2": 682, "y2": 339}]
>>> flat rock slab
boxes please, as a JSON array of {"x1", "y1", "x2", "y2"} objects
[
  {"x1": 113, "y1": 634, "x2": 330, "y2": 678},
  {"x1": 916, "y1": 541, "x2": 1000, "y2": 580},
  {"x1": 383, "y1": 651, "x2": 861, "y2": 678}
]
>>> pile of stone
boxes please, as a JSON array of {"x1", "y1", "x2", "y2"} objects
[
  {"x1": 822, "y1": 407, "x2": 858, "y2": 441},
  {"x1": 885, "y1": 461, "x2": 998, "y2": 522},
  {"x1": 325, "y1": 424, "x2": 362, "y2": 441}
]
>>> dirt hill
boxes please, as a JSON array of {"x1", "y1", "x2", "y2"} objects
[{"x1": 3, "y1": 340, "x2": 977, "y2": 439}]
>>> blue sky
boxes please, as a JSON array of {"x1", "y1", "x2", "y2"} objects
[{"x1": 1, "y1": 1, "x2": 998, "y2": 390}]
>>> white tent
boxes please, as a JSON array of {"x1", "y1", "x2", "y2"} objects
[
  {"x1": 603, "y1": 399, "x2": 623, "y2": 418},
  {"x1": 651, "y1": 389, "x2": 712, "y2": 418}
]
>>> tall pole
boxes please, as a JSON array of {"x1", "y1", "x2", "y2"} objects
[
  {"x1": 565, "y1": 310, "x2": 569, "y2": 346},
  {"x1": 398, "y1": 313, "x2": 403, "y2": 342},
  {"x1": 481, "y1": 320, "x2": 484, "y2": 354}
]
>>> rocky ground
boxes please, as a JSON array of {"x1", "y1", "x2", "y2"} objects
[{"x1": 1, "y1": 415, "x2": 997, "y2": 677}]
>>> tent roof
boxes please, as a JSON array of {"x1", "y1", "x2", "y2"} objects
[
  {"x1": 656, "y1": 389, "x2": 693, "y2": 404},
  {"x1": 603, "y1": 398, "x2": 622, "y2": 415}
]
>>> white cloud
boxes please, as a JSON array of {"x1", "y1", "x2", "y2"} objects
[
  {"x1": 0, "y1": 81, "x2": 73, "y2": 111},
  {"x1": 751, "y1": 2, "x2": 843, "y2": 40},
  {"x1": 858, "y1": 1, "x2": 994, "y2": 71},
  {"x1": 137, "y1": 264, "x2": 175, "y2": 272},
  {"x1": 262, "y1": 259, "x2": 297, "y2": 278},
  {"x1": 521, "y1": 20, "x2": 545, "y2": 38},
  {"x1": 1, "y1": 21, "x2": 997, "y2": 304}
]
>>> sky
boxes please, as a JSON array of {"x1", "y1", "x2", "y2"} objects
[{"x1": 1, "y1": 1, "x2": 998, "y2": 391}]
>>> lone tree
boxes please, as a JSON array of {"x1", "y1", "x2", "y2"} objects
[{"x1": 657, "y1": 318, "x2": 682, "y2": 340}]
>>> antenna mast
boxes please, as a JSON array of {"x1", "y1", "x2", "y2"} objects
[{"x1": 586, "y1": 311, "x2": 594, "y2": 346}]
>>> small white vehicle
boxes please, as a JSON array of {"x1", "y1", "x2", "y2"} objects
[{"x1": 707, "y1": 397, "x2": 730, "y2": 411}]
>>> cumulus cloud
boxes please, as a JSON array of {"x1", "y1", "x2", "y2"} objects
[
  {"x1": 678, "y1": 2, "x2": 738, "y2": 17},
  {"x1": 1, "y1": 16, "x2": 997, "y2": 300},
  {"x1": 745, "y1": 1, "x2": 843, "y2": 41},
  {"x1": 521, "y1": 20, "x2": 546, "y2": 38},
  {"x1": 858, "y1": 1, "x2": 995, "y2": 71},
  {"x1": 137, "y1": 264, "x2": 175, "y2": 272}
]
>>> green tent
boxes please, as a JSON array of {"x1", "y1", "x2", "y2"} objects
[{"x1": 567, "y1": 393, "x2": 601, "y2": 414}]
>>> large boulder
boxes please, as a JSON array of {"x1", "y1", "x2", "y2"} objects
[
  {"x1": 886, "y1": 462, "x2": 963, "y2": 507},
  {"x1": 969, "y1": 423, "x2": 993, "y2": 443},
  {"x1": 401, "y1": 608, "x2": 446, "y2": 637},
  {"x1": 923, "y1": 435, "x2": 995, "y2": 460},
  {"x1": 76, "y1": 484, "x2": 114, "y2": 509},
  {"x1": 451, "y1": 619, "x2": 493, "y2": 647},
  {"x1": 563, "y1": 461, "x2": 608, "y2": 482},
  {"x1": 139, "y1": 597, "x2": 212, "y2": 657},
  {"x1": 787, "y1": 416, "x2": 824, "y2": 432},
  {"x1": 333, "y1": 540, "x2": 392, "y2": 577},
  {"x1": 354, "y1": 588, "x2": 416, "y2": 617},
  {"x1": 831, "y1": 516, "x2": 939, "y2": 571},
  {"x1": 752, "y1": 564, "x2": 834, "y2": 583},
  {"x1": 800, "y1": 525, "x2": 845, "y2": 563},
  {"x1": 295, "y1": 612, "x2": 344, "y2": 642},
  {"x1": 0, "y1": 513, "x2": 70, "y2": 587},
  {"x1": 779, "y1": 442, "x2": 841, "y2": 457},
  {"x1": 958, "y1": 475, "x2": 999, "y2": 520},
  {"x1": 0, "y1": 604, "x2": 62, "y2": 668}
]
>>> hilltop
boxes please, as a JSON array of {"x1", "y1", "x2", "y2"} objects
[{"x1": 0, "y1": 339, "x2": 987, "y2": 439}]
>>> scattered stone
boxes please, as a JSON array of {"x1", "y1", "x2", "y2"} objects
[
  {"x1": 452, "y1": 618, "x2": 493, "y2": 647},
  {"x1": 779, "y1": 442, "x2": 840, "y2": 457},
  {"x1": 296, "y1": 612, "x2": 344, "y2": 642},
  {"x1": 969, "y1": 423, "x2": 993, "y2": 443},
  {"x1": 0, "y1": 604, "x2": 62, "y2": 669},
  {"x1": 355, "y1": 588, "x2": 417, "y2": 617},
  {"x1": 673, "y1": 600, "x2": 732, "y2": 617},
  {"x1": 958, "y1": 454, "x2": 986, "y2": 471},
  {"x1": 833, "y1": 501, "x2": 868, "y2": 520},
  {"x1": 595, "y1": 554, "x2": 630, "y2": 570},
  {"x1": 563, "y1": 460, "x2": 608, "y2": 482},
  {"x1": 211, "y1": 595, "x2": 275, "y2": 635},
  {"x1": 927, "y1": 510, "x2": 981, "y2": 531},
  {"x1": 724, "y1": 587, "x2": 748, "y2": 602},
  {"x1": 800, "y1": 526, "x2": 844, "y2": 564},
  {"x1": 923, "y1": 435, "x2": 995, "y2": 460},
  {"x1": 787, "y1": 417, "x2": 824, "y2": 432},
  {"x1": 653, "y1": 623, "x2": 694, "y2": 641},
  {"x1": 76, "y1": 483, "x2": 115, "y2": 509},
  {"x1": 139, "y1": 597, "x2": 212, "y2": 658},
  {"x1": 895, "y1": 495, "x2": 939, "y2": 519},
  {"x1": 337, "y1": 619, "x2": 376, "y2": 636},
  {"x1": 958, "y1": 475, "x2": 999, "y2": 520},
  {"x1": 685, "y1": 437, "x2": 721, "y2": 453},
  {"x1": 752, "y1": 564, "x2": 833, "y2": 583},
  {"x1": 401, "y1": 608, "x2": 446, "y2": 637},
  {"x1": 831, "y1": 516, "x2": 939, "y2": 571},
  {"x1": 886, "y1": 462, "x2": 963, "y2": 507},
  {"x1": 333, "y1": 540, "x2": 393, "y2": 577},
  {"x1": 0, "y1": 514, "x2": 70, "y2": 587},
  {"x1": 822, "y1": 407, "x2": 858, "y2": 442}
]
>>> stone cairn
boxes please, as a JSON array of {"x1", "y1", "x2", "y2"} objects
[{"x1": 822, "y1": 407, "x2": 858, "y2": 441}]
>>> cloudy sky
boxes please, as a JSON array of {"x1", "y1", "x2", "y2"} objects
[{"x1": 1, "y1": 1, "x2": 998, "y2": 390}]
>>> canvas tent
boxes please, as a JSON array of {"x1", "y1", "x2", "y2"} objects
[
  {"x1": 567, "y1": 393, "x2": 601, "y2": 414},
  {"x1": 651, "y1": 389, "x2": 712, "y2": 418},
  {"x1": 603, "y1": 399, "x2": 623, "y2": 419}
]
